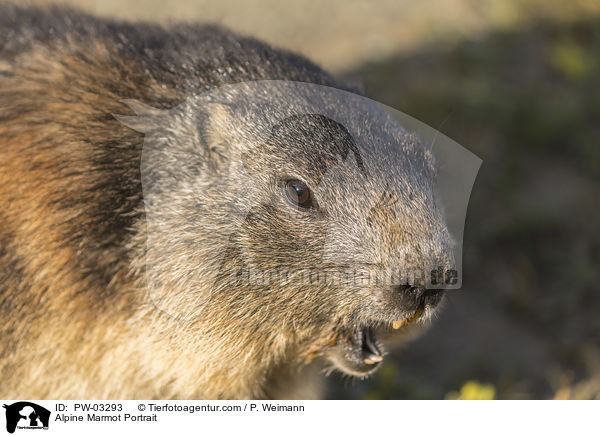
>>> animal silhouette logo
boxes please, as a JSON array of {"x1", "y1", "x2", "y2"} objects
[{"x1": 3, "y1": 402, "x2": 50, "y2": 434}]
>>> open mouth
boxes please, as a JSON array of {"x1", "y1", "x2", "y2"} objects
[
  {"x1": 326, "y1": 288, "x2": 445, "y2": 376},
  {"x1": 331, "y1": 304, "x2": 426, "y2": 376}
]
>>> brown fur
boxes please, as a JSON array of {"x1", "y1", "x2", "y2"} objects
[{"x1": 0, "y1": 6, "x2": 453, "y2": 399}]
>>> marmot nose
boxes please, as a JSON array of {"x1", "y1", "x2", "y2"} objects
[{"x1": 395, "y1": 285, "x2": 445, "y2": 310}]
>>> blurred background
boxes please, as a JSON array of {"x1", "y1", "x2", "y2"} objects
[{"x1": 20, "y1": 0, "x2": 600, "y2": 399}]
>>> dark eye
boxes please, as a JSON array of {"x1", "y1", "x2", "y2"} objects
[{"x1": 284, "y1": 179, "x2": 314, "y2": 210}]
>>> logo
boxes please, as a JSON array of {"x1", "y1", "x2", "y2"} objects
[{"x1": 3, "y1": 402, "x2": 50, "y2": 434}]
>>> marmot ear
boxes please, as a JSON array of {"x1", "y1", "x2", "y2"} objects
[{"x1": 204, "y1": 103, "x2": 241, "y2": 171}]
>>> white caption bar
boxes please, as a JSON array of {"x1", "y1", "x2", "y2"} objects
[{"x1": 0, "y1": 400, "x2": 596, "y2": 436}]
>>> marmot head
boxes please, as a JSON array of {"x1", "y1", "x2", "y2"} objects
[{"x1": 122, "y1": 81, "x2": 456, "y2": 378}]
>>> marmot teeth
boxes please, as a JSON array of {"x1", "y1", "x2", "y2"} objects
[
  {"x1": 392, "y1": 306, "x2": 424, "y2": 329},
  {"x1": 363, "y1": 355, "x2": 383, "y2": 365}
]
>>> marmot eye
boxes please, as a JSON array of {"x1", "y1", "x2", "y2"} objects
[{"x1": 284, "y1": 179, "x2": 314, "y2": 210}]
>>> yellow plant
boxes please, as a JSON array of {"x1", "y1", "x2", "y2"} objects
[{"x1": 446, "y1": 380, "x2": 496, "y2": 400}]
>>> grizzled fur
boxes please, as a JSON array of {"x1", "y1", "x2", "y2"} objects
[{"x1": 0, "y1": 4, "x2": 452, "y2": 399}]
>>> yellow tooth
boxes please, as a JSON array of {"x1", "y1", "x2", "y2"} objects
[
  {"x1": 392, "y1": 320, "x2": 407, "y2": 329},
  {"x1": 408, "y1": 306, "x2": 424, "y2": 323},
  {"x1": 364, "y1": 355, "x2": 383, "y2": 365},
  {"x1": 393, "y1": 306, "x2": 425, "y2": 329}
]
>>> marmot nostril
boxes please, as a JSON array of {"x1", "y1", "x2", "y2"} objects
[
  {"x1": 395, "y1": 286, "x2": 445, "y2": 306},
  {"x1": 396, "y1": 285, "x2": 425, "y2": 298},
  {"x1": 392, "y1": 285, "x2": 424, "y2": 310}
]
